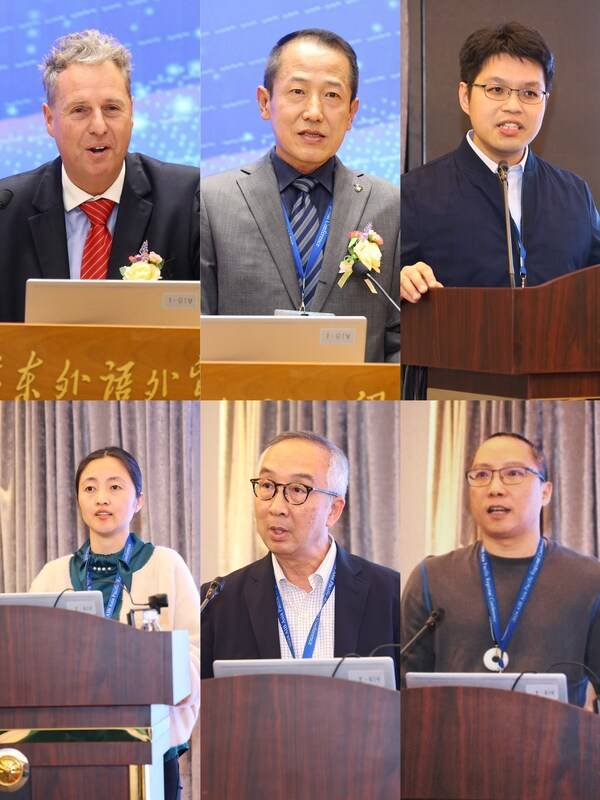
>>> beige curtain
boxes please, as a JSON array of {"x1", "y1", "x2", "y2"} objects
[
  {"x1": 0, "y1": 400, "x2": 200, "y2": 800},
  {"x1": 429, "y1": 400, "x2": 600, "y2": 557},
  {"x1": 216, "y1": 400, "x2": 401, "y2": 575}
]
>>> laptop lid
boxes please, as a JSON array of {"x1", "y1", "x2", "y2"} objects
[
  {"x1": 405, "y1": 671, "x2": 569, "y2": 703},
  {"x1": 213, "y1": 656, "x2": 396, "y2": 690},
  {"x1": 0, "y1": 591, "x2": 104, "y2": 616},
  {"x1": 25, "y1": 279, "x2": 199, "y2": 326},
  {"x1": 201, "y1": 315, "x2": 367, "y2": 363}
]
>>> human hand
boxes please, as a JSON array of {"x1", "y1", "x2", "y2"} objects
[{"x1": 400, "y1": 262, "x2": 444, "y2": 303}]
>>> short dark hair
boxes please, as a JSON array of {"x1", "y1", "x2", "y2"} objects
[
  {"x1": 483, "y1": 432, "x2": 548, "y2": 480},
  {"x1": 260, "y1": 430, "x2": 349, "y2": 497},
  {"x1": 263, "y1": 29, "x2": 359, "y2": 103},
  {"x1": 459, "y1": 22, "x2": 555, "y2": 92},
  {"x1": 75, "y1": 446, "x2": 143, "y2": 497}
]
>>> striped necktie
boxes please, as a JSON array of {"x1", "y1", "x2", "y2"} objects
[
  {"x1": 290, "y1": 177, "x2": 323, "y2": 308},
  {"x1": 79, "y1": 198, "x2": 116, "y2": 280}
]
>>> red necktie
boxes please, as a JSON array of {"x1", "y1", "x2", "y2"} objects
[{"x1": 79, "y1": 198, "x2": 116, "y2": 280}]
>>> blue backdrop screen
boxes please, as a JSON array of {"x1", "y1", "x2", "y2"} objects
[
  {"x1": 200, "y1": 0, "x2": 400, "y2": 185},
  {"x1": 0, "y1": 0, "x2": 199, "y2": 179}
]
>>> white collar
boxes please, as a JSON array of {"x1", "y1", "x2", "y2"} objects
[
  {"x1": 272, "y1": 535, "x2": 337, "y2": 590},
  {"x1": 466, "y1": 130, "x2": 528, "y2": 174},
  {"x1": 62, "y1": 161, "x2": 126, "y2": 212}
]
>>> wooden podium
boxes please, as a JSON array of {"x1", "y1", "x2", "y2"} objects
[
  {"x1": 402, "y1": 686, "x2": 600, "y2": 799},
  {"x1": 401, "y1": 264, "x2": 600, "y2": 398},
  {"x1": 201, "y1": 674, "x2": 400, "y2": 799},
  {"x1": 199, "y1": 361, "x2": 400, "y2": 399},
  {"x1": 0, "y1": 606, "x2": 190, "y2": 799},
  {"x1": 0, "y1": 324, "x2": 199, "y2": 400}
]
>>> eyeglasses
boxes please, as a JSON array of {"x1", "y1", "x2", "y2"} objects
[
  {"x1": 250, "y1": 478, "x2": 339, "y2": 505},
  {"x1": 471, "y1": 83, "x2": 548, "y2": 105},
  {"x1": 465, "y1": 466, "x2": 546, "y2": 487}
]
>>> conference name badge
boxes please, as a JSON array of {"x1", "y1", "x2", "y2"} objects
[
  {"x1": 120, "y1": 240, "x2": 164, "y2": 281},
  {"x1": 337, "y1": 224, "x2": 383, "y2": 293}
]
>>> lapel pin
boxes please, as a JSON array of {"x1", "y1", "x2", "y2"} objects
[{"x1": 353, "y1": 182, "x2": 363, "y2": 192}]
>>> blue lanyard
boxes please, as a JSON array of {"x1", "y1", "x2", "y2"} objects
[
  {"x1": 282, "y1": 200, "x2": 333, "y2": 309},
  {"x1": 85, "y1": 533, "x2": 135, "y2": 619},
  {"x1": 478, "y1": 538, "x2": 545, "y2": 657},
  {"x1": 275, "y1": 562, "x2": 336, "y2": 659}
]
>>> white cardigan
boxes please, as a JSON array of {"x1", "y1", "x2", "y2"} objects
[{"x1": 30, "y1": 545, "x2": 200, "y2": 748}]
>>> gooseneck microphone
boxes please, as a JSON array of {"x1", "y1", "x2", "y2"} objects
[
  {"x1": 400, "y1": 608, "x2": 445, "y2": 660},
  {"x1": 352, "y1": 261, "x2": 401, "y2": 312},
  {"x1": 200, "y1": 576, "x2": 225, "y2": 615},
  {"x1": 497, "y1": 161, "x2": 516, "y2": 289},
  {"x1": 0, "y1": 189, "x2": 13, "y2": 210}
]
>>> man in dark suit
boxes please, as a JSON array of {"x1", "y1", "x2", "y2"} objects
[
  {"x1": 0, "y1": 29, "x2": 198, "y2": 322},
  {"x1": 201, "y1": 30, "x2": 400, "y2": 362},
  {"x1": 201, "y1": 431, "x2": 400, "y2": 686},
  {"x1": 401, "y1": 21, "x2": 600, "y2": 303}
]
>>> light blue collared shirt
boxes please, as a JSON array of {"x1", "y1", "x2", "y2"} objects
[{"x1": 62, "y1": 163, "x2": 125, "y2": 278}]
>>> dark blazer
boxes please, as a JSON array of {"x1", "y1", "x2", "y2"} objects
[
  {"x1": 201, "y1": 153, "x2": 400, "y2": 362},
  {"x1": 201, "y1": 545, "x2": 400, "y2": 687},
  {"x1": 401, "y1": 136, "x2": 600, "y2": 287},
  {"x1": 0, "y1": 153, "x2": 199, "y2": 321}
]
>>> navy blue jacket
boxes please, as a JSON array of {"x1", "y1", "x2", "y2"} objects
[
  {"x1": 201, "y1": 544, "x2": 400, "y2": 687},
  {"x1": 401, "y1": 137, "x2": 600, "y2": 286}
]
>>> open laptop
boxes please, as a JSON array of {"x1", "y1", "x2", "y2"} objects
[
  {"x1": 405, "y1": 672, "x2": 569, "y2": 703},
  {"x1": 213, "y1": 656, "x2": 396, "y2": 689},
  {"x1": 25, "y1": 279, "x2": 199, "y2": 326},
  {"x1": 0, "y1": 591, "x2": 104, "y2": 616},
  {"x1": 201, "y1": 315, "x2": 367, "y2": 363}
]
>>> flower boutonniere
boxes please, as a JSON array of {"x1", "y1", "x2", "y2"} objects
[
  {"x1": 337, "y1": 224, "x2": 383, "y2": 293},
  {"x1": 120, "y1": 241, "x2": 164, "y2": 281}
]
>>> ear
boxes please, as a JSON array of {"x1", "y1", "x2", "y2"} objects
[
  {"x1": 326, "y1": 496, "x2": 345, "y2": 528},
  {"x1": 541, "y1": 480, "x2": 553, "y2": 507},
  {"x1": 458, "y1": 82, "x2": 471, "y2": 116},
  {"x1": 347, "y1": 97, "x2": 359, "y2": 130},
  {"x1": 134, "y1": 491, "x2": 145, "y2": 515},
  {"x1": 257, "y1": 85, "x2": 271, "y2": 120},
  {"x1": 43, "y1": 103, "x2": 55, "y2": 138}
]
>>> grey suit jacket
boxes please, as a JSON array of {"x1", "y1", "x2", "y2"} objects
[{"x1": 200, "y1": 154, "x2": 399, "y2": 362}]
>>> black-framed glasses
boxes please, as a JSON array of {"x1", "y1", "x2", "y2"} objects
[
  {"x1": 250, "y1": 478, "x2": 339, "y2": 505},
  {"x1": 465, "y1": 466, "x2": 546, "y2": 487},
  {"x1": 471, "y1": 83, "x2": 548, "y2": 105}
]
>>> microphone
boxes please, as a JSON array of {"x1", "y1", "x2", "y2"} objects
[
  {"x1": 352, "y1": 261, "x2": 401, "y2": 312},
  {"x1": 0, "y1": 189, "x2": 13, "y2": 209},
  {"x1": 200, "y1": 576, "x2": 224, "y2": 615},
  {"x1": 400, "y1": 608, "x2": 445, "y2": 660},
  {"x1": 497, "y1": 161, "x2": 516, "y2": 288}
]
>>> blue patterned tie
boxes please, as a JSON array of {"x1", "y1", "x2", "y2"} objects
[{"x1": 290, "y1": 177, "x2": 323, "y2": 308}]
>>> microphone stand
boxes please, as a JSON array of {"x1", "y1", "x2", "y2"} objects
[{"x1": 497, "y1": 161, "x2": 516, "y2": 289}]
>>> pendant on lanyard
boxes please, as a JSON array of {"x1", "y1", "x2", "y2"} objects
[
  {"x1": 275, "y1": 562, "x2": 336, "y2": 659},
  {"x1": 282, "y1": 200, "x2": 333, "y2": 311},
  {"x1": 478, "y1": 538, "x2": 545, "y2": 672},
  {"x1": 85, "y1": 533, "x2": 135, "y2": 619}
]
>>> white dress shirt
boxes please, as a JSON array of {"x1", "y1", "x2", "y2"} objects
[
  {"x1": 466, "y1": 130, "x2": 527, "y2": 234},
  {"x1": 272, "y1": 537, "x2": 337, "y2": 659},
  {"x1": 62, "y1": 163, "x2": 125, "y2": 278}
]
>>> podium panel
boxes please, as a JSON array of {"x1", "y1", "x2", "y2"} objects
[
  {"x1": 201, "y1": 674, "x2": 400, "y2": 799},
  {"x1": 402, "y1": 686, "x2": 600, "y2": 800}
]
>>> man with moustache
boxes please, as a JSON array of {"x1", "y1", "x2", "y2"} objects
[
  {"x1": 0, "y1": 29, "x2": 198, "y2": 322},
  {"x1": 201, "y1": 431, "x2": 400, "y2": 685},
  {"x1": 401, "y1": 432, "x2": 600, "y2": 707},
  {"x1": 401, "y1": 22, "x2": 600, "y2": 303},
  {"x1": 201, "y1": 30, "x2": 400, "y2": 362}
]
